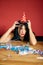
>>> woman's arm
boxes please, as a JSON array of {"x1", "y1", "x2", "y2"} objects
[
  {"x1": 0, "y1": 21, "x2": 18, "y2": 42},
  {"x1": 28, "y1": 20, "x2": 37, "y2": 45},
  {"x1": 0, "y1": 28, "x2": 13, "y2": 42}
]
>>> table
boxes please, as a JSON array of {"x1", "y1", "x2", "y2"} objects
[{"x1": 0, "y1": 41, "x2": 43, "y2": 65}]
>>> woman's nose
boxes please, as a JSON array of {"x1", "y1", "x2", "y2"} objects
[{"x1": 22, "y1": 30, "x2": 23, "y2": 33}]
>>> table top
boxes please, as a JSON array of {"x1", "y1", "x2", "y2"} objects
[{"x1": 0, "y1": 41, "x2": 43, "y2": 65}]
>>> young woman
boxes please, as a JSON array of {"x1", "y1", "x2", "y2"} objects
[{"x1": 0, "y1": 20, "x2": 37, "y2": 45}]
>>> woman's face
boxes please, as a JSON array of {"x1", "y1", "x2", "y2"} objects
[{"x1": 19, "y1": 25, "x2": 26, "y2": 38}]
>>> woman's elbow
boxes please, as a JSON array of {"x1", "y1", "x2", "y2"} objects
[
  {"x1": 30, "y1": 38, "x2": 37, "y2": 45},
  {"x1": 32, "y1": 40, "x2": 37, "y2": 45}
]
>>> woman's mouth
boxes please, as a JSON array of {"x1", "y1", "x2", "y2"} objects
[{"x1": 21, "y1": 34, "x2": 24, "y2": 36}]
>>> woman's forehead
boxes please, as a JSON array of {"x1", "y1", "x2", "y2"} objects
[
  {"x1": 22, "y1": 25, "x2": 25, "y2": 28},
  {"x1": 18, "y1": 25, "x2": 26, "y2": 31},
  {"x1": 20, "y1": 25, "x2": 25, "y2": 29}
]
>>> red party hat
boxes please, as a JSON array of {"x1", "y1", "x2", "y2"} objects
[{"x1": 21, "y1": 12, "x2": 27, "y2": 22}]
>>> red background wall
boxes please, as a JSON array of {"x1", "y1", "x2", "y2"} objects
[{"x1": 0, "y1": 0, "x2": 43, "y2": 36}]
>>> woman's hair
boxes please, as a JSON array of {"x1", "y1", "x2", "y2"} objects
[
  {"x1": 18, "y1": 20, "x2": 29, "y2": 42},
  {"x1": 13, "y1": 20, "x2": 29, "y2": 42}
]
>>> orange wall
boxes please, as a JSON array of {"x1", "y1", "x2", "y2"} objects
[{"x1": 0, "y1": 0, "x2": 43, "y2": 36}]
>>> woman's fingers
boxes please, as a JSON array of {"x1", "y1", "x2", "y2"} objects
[
  {"x1": 27, "y1": 20, "x2": 31, "y2": 29},
  {"x1": 12, "y1": 21, "x2": 19, "y2": 30},
  {"x1": 13, "y1": 21, "x2": 19, "y2": 26},
  {"x1": 11, "y1": 21, "x2": 17, "y2": 30}
]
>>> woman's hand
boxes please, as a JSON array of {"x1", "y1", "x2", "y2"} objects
[
  {"x1": 11, "y1": 21, "x2": 19, "y2": 30},
  {"x1": 27, "y1": 20, "x2": 31, "y2": 30}
]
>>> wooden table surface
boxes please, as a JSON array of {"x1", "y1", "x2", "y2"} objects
[{"x1": 0, "y1": 41, "x2": 43, "y2": 65}]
